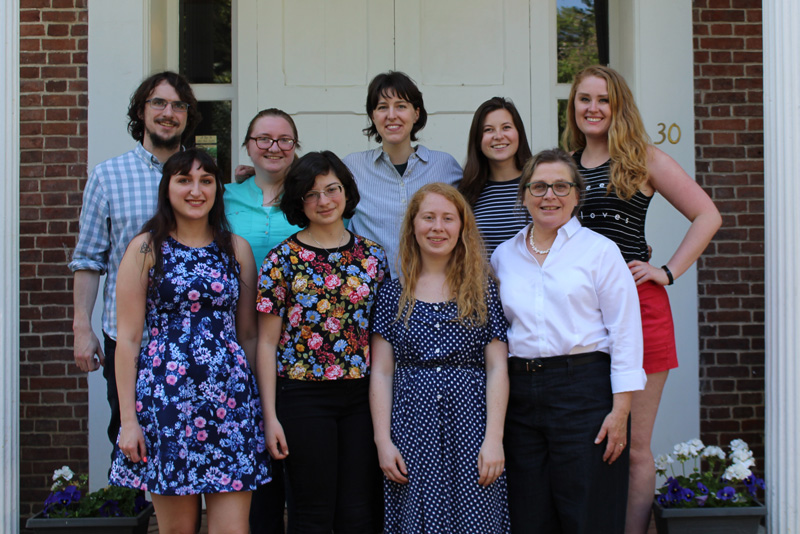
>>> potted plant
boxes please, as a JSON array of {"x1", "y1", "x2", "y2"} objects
[
  {"x1": 25, "y1": 466, "x2": 154, "y2": 534},
  {"x1": 652, "y1": 438, "x2": 766, "y2": 534}
]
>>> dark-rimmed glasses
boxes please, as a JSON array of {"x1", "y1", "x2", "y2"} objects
[
  {"x1": 248, "y1": 136, "x2": 296, "y2": 150},
  {"x1": 526, "y1": 181, "x2": 577, "y2": 197}
]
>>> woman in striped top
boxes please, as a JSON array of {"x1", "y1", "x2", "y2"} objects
[
  {"x1": 459, "y1": 97, "x2": 533, "y2": 256},
  {"x1": 562, "y1": 65, "x2": 721, "y2": 534}
]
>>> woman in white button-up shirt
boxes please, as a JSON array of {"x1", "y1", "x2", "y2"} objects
[{"x1": 491, "y1": 149, "x2": 646, "y2": 534}]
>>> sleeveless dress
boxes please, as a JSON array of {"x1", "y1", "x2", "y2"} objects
[
  {"x1": 372, "y1": 278, "x2": 511, "y2": 534},
  {"x1": 109, "y1": 237, "x2": 271, "y2": 495}
]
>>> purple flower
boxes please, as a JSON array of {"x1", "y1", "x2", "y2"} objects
[
  {"x1": 98, "y1": 499, "x2": 122, "y2": 517},
  {"x1": 681, "y1": 488, "x2": 695, "y2": 502},
  {"x1": 716, "y1": 486, "x2": 736, "y2": 501},
  {"x1": 743, "y1": 475, "x2": 765, "y2": 497}
]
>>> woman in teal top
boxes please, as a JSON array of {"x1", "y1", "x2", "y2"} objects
[
  {"x1": 223, "y1": 108, "x2": 301, "y2": 534},
  {"x1": 225, "y1": 108, "x2": 302, "y2": 267}
]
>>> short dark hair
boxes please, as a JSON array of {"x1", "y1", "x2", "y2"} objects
[
  {"x1": 127, "y1": 71, "x2": 201, "y2": 145},
  {"x1": 363, "y1": 71, "x2": 427, "y2": 143},
  {"x1": 518, "y1": 148, "x2": 585, "y2": 217},
  {"x1": 280, "y1": 151, "x2": 360, "y2": 228}
]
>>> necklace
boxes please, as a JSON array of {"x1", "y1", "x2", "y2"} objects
[
  {"x1": 528, "y1": 227, "x2": 551, "y2": 255},
  {"x1": 307, "y1": 228, "x2": 347, "y2": 254}
]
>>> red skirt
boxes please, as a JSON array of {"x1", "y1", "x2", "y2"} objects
[{"x1": 637, "y1": 281, "x2": 678, "y2": 374}]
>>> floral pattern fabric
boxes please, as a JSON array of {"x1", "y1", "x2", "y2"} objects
[
  {"x1": 256, "y1": 233, "x2": 388, "y2": 381},
  {"x1": 109, "y1": 237, "x2": 270, "y2": 495}
]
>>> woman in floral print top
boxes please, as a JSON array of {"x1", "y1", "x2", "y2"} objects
[{"x1": 255, "y1": 151, "x2": 388, "y2": 533}]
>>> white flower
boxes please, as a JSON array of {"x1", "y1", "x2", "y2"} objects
[
  {"x1": 730, "y1": 448, "x2": 755, "y2": 467},
  {"x1": 701, "y1": 446, "x2": 725, "y2": 460},
  {"x1": 723, "y1": 462, "x2": 752, "y2": 482},
  {"x1": 687, "y1": 438, "x2": 705, "y2": 456},
  {"x1": 52, "y1": 466, "x2": 74, "y2": 482},
  {"x1": 673, "y1": 441, "x2": 700, "y2": 461},
  {"x1": 655, "y1": 454, "x2": 674, "y2": 472},
  {"x1": 729, "y1": 439, "x2": 749, "y2": 452}
]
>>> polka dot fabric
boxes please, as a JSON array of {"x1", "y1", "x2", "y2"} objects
[{"x1": 372, "y1": 278, "x2": 511, "y2": 534}]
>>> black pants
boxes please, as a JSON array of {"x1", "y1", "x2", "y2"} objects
[
  {"x1": 103, "y1": 333, "x2": 121, "y2": 457},
  {"x1": 504, "y1": 356, "x2": 629, "y2": 534},
  {"x1": 249, "y1": 458, "x2": 286, "y2": 533},
  {"x1": 277, "y1": 378, "x2": 382, "y2": 534}
]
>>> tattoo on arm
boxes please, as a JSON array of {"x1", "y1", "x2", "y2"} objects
[{"x1": 139, "y1": 241, "x2": 151, "y2": 254}]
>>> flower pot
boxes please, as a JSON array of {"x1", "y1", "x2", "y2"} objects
[
  {"x1": 25, "y1": 503, "x2": 154, "y2": 534},
  {"x1": 652, "y1": 500, "x2": 766, "y2": 534}
]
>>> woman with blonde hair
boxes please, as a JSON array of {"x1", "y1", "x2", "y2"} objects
[
  {"x1": 370, "y1": 183, "x2": 510, "y2": 533},
  {"x1": 562, "y1": 65, "x2": 721, "y2": 533}
]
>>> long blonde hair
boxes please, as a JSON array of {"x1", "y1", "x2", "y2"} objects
[
  {"x1": 396, "y1": 183, "x2": 490, "y2": 327},
  {"x1": 561, "y1": 65, "x2": 650, "y2": 201}
]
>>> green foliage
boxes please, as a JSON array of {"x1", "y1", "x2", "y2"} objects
[{"x1": 557, "y1": 0, "x2": 599, "y2": 84}]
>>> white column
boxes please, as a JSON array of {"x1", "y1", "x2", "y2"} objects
[
  {"x1": 764, "y1": 1, "x2": 800, "y2": 532},
  {"x1": 0, "y1": 0, "x2": 20, "y2": 533}
]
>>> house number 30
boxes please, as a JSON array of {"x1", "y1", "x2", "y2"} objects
[{"x1": 654, "y1": 122, "x2": 681, "y2": 145}]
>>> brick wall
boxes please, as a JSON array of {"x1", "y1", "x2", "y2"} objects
[
  {"x1": 19, "y1": 0, "x2": 89, "y2": 519},
  {"x1": 15, "y1": 0, "x2": 765, "y2": 521},
  {"x1": 692, "y1": 0, "x2": 765, "y2": 465}
]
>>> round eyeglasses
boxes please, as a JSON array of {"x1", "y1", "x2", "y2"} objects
[
  {"x1": 248, "y1": 136, "x2": 296, "y2": 150},
  {"x1": 526, "y1": 181, "x2": 577, "y2": 197},
  {"x1": 145, "y1": 98, "x2": 190, "y2": 113}
]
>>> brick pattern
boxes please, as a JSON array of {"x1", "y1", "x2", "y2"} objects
[
  {"x1": 19, "y1": 0, "x2": 89, "y2": 520},
  {"x1": 15, "y1": 0, "x2": 766, "y2": 522},
  {"x1": 692, "y1": 0, "x2": 764, "y2": 465}
]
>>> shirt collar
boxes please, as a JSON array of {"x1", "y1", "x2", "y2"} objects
[
  {"x1": 514, "y1": 216, "x2": 582, "y2": 255},
  {"x1": 371, "y1": 144, "x2": 428, "y2": 163},
  {"x1": 134, "y1": 142, "x2": 185, "y2": 171}
]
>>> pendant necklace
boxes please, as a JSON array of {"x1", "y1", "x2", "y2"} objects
[{"x1": 307, "y1": 228, "x2": 347, "y2": 255}]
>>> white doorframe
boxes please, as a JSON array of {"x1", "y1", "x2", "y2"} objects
[{"x1": 1, "y1": 0, "x2": 20, "y2": 531}]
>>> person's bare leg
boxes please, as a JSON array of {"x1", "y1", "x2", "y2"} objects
[
  {"x1": 205, "y1": 491, "x2": 252, "y2": 534},
  {"x1": 151, "y1": 494, "x2": 201, "y2": 534},
  {"x1": 625, "y1": 370, "x2": 669, "y2": 534}
]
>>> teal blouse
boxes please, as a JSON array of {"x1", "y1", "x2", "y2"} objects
[{"x1": 223, "y1": 177, "x2": 301, "y2": 267}]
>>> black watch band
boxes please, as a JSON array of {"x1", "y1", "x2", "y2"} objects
[{"x1": 661, "y1": 265, "x2": 674, "y2": 285}]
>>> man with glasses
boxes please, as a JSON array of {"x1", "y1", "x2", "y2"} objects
[{"x1": 69, "y1": 71, "x2": 200, "y2": 457}]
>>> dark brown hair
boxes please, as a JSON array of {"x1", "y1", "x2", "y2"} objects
[
  {"x1": 279, "y1": 151, "x2": 360, "y2": 228},
  {"x1": 127, "y1": 71, "x2": 200, "y2": 145},
  {"x1": 460, "y1": 96, "x2": 533, "y2": 205},
  {"x1": 363, "y1": 71, "x2": 427, "y2": 143}
]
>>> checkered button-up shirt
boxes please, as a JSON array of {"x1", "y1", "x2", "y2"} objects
[{"x1": 69, "y1": 143, "x2": 163, "y2": 340}]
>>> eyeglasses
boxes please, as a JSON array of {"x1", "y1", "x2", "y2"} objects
[
  {"x1": 145, "y1": 98, "x2": 190, "y2": 113},
  {"x1": 302, "y1": 184, "x2": 344, "y2": 204},
  {"x1": 248, "y1": 136, "x2": 296, "y2": 150},
  {"x1": 526, "y1": 181, "x2": 577, "y2": 197}
]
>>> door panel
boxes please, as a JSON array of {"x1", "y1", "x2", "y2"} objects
[
  {"x1": 256, "y1": 0, "x2": 540, "y2": 163},
  {"x1": 395, "y1": 0, "x2": 534, "y2": 162}
]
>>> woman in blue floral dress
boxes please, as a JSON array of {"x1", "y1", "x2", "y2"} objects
[
  {"x1": 110, "y1": 148, "x2": 269, "y2": 534},
  {"x1": 256, "y1": 151, "x2": 389, "y2": 533},
  {"x1": 370, "y1": 183, "x2": 511, "y2": 533}
]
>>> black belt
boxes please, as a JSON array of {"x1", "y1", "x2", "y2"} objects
[
  {"x1": 397, "y1": 360, "x2": 482, "y2": 369},
  {"x1": 507, "y1": 351, "x2": 609, "y2": 374}
]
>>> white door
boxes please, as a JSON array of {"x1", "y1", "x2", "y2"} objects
[{"x1": 255, "y1": 0, "x2": 546, "y2": 165}]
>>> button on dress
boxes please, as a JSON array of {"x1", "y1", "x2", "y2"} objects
[{"x1": 372, "y1": 278, "x2": 511, "y2": 533}]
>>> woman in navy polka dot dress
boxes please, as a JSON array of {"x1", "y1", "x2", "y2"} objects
[{"x1": 370, "y1": 183, "x2": 511, "y2": 533}]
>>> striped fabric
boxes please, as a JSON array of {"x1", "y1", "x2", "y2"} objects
[
  {"x1": 343, "y1": 145, "x2": 462, "y2": 276},
  {"x1": 69, "y1": 143, "x2": 164, "y2": 339},
  {"x1": 575, "y1": 155, "x2": 653, "y2": 263},
  {"x1": 472, "y1": 176, "x2": 530, "y2": 256}
]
